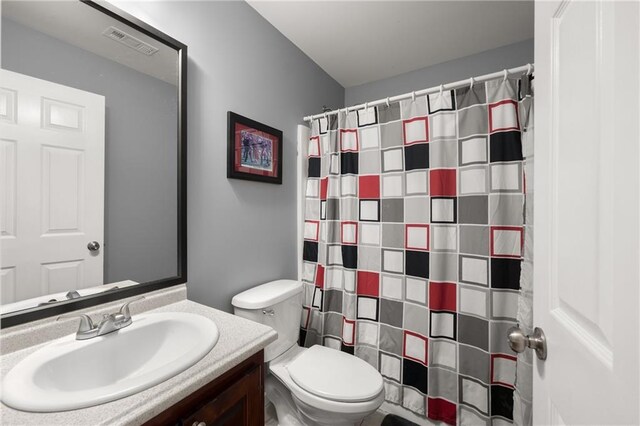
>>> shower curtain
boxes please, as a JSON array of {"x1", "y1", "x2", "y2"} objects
[{"x1": 301, "y1": 74, "x2": 533, "y2": 425}]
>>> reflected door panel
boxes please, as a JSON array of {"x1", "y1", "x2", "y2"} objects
[{"x1": 0, "y1": 69, "x2": 105, "y2": 303}]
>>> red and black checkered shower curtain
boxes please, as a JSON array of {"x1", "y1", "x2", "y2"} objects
[{"x1": 300, "y1": 74, "x2": 533, "y2": 425}]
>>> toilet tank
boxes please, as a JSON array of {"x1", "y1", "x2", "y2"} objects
[{"x1": 232, "y1": 280, "x2": 303, "y2": 362}]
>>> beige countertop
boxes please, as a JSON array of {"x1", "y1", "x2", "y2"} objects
[{"x1": 0, "y1": 299, "x2": 277, "y2": 425}]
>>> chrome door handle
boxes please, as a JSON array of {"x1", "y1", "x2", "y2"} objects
[
  {"x1": 87, "y1": 241, "x2": 101, "y2": 252},
  {"x1": 507, "y1": 326, "x2": 547, "y2": 360}
]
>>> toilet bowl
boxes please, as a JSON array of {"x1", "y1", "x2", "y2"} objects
[
  {"x1": 268, "y1": 345, "x2": 385, "y2": 426},
  {"x1": 232, "y1": 280, "x2": 385, "y2": 426}
]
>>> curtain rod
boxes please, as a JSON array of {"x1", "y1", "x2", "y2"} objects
[{"x1": 303, "y1": 63, "x2": 534, "y2": 122}]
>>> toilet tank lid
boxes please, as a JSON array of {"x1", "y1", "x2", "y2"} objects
[{"x1": 231, "y1": 280, "x2": 302, "y2": 309}]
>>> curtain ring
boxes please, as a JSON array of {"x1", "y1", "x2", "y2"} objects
[
  {"x1": 469, "y1": 77, "x2": 475, "y2": 89},
  {"x1": 503, "y1": 69, "x2": 508, "y2": 81},
  {"x1": 527, "y1": 63, "x2": 532, "y2": 75},
  {"x1": 386, "y1": 97, "x2": 390, "y2": 107},
  {"x1": 411, "y1": 91, "x2": 416, "y2": 102}
]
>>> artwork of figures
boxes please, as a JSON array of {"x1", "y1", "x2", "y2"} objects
[
  {"x1": 240, "y1": 130, "x2": 273, "y2": 171},
  {"x1": 227, "y1": 112, "x2": 283, "y2": 184}
]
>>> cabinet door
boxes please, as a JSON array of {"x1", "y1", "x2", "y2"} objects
[{"x1": 183, "y1": 366, "x2": 263, "y2": 426}]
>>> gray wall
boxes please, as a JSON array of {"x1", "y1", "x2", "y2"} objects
[
  {"x1": 1, "y1": 18, "x2": 178, "y2": 285},
  {"x1": 345, "y1": 39, "x2": 534, "y2": 105},
  {"x1": 114, "y1": 1, "x2": 344, "y2": 312}
]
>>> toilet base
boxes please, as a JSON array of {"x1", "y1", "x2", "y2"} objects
[
  {"x1": 265, "y1": 375, "x2": 305, "y2": 426},
  {"x1": 291, "y1": 392, "x2": 379, "y2": 426}
]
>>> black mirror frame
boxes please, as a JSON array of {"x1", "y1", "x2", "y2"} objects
[{"x1": 1, "y1": 0, "x2": 188, "y2": 328}]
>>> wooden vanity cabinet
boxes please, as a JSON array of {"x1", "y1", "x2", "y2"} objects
[{"x1": 143, "y1": 351, "x2": 264, "y2": 426}]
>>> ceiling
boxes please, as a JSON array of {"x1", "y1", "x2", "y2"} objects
[
  {"x1": 247, "y1": 1, "x2": 534, "y2": 87},
  {"x1": 2, "y1": 1, "x2": 179, "y2": 85}
]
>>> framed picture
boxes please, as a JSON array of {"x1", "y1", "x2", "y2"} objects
[{"x1": 227, "y1": 111, "x2": 283, "y2": 184}]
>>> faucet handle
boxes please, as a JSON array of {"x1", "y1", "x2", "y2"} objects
[
  {"x1": 118, "y1": 296, "x2": 145, "y2": 320},
  {"x1": 57, "y1": 313, "x2": 95, "y2": 333}
]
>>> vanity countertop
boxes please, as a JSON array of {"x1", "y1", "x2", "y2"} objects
[{"x1": 0, "y1": 300, "x2": 278, "y2": 425}]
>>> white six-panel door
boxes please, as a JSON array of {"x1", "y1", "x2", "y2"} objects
[
  {"x1": 0, "y1": 69, "x2": 105, "y2": 304},
  {"x1": 534, "y1": 1, "x2": 639, "y2": 424}
]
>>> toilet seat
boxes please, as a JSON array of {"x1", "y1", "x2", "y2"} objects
[
  {"x1": 287, "y1": 345, "x2": 384, "y2": 403},
  {"x1": 269, "y1": 345, "x2": 385, "y2": 415}
]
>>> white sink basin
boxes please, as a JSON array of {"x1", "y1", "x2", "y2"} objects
[{"x1": 2, "y1": 312, "x2": 219, "y2": 412}]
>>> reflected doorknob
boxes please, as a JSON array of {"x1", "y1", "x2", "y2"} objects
[
  {"x1": 507, "y1": 326, "x2": 547, "y2": 360},
  {"x1": 87, "y1": 241, "x2": 101, "y2": 252}
]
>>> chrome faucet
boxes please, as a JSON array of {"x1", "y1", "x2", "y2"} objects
[{"x1": 57, "y1": 296, "x2": 145, "y2": 340}]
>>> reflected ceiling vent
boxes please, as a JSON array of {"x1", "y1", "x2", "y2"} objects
[{"x1": 102, "y1": 26, "x2": 159, "y2": 56}]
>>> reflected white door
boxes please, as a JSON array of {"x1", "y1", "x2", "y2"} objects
[
  {"x1": 534, "y1": 1, "x2": 639, "y2": 424},
  {"x1": 0, "y1": 69, "x2": 105, "y2": 303}
]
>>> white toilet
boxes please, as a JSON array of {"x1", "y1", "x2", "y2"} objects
[{"x1": 232, "y1": 280, "x2": 385, "y2": 426}]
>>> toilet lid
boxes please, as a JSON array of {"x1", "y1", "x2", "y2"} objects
[{"x1": 287, "y1": 345, "x2": 384, "y2": 402}]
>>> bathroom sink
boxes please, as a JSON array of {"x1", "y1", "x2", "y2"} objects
[{"x1": 2, "y1": 312, "x2": 219, "y2": 412}]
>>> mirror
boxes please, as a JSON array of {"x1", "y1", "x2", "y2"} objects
[{"x1": 0, "y1": 0, "x2": 187, "y2": 326}]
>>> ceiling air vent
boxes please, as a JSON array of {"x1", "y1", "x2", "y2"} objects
[{"x1": 102, "y1": 26, "x2": 159, "y2": 56}]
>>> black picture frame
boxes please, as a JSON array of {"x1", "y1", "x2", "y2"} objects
[
  {"x1": 227, "y1": 111, "x2": 283, "y2": 184},
  {"x1": 1, "y1": 0, "x2": 188, "y2": 328}
]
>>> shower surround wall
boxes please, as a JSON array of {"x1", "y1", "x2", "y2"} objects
[
  {"x1": 301, "y1": 76, "x2": 533, "y2": 425},
  {"x1": 345, "y1": 39, "x2": 534, "y2": 105}
]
